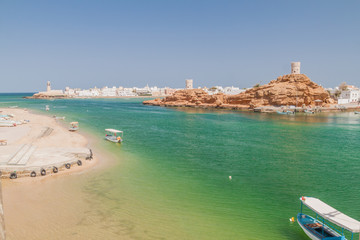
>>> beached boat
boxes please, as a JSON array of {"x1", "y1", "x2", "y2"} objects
[
  {"x1": 297, "y1": 196, "x2": 360, "y2": 240},
  {"x1": 69, "y1": 122, "x2": 79, "y2": 132},
  {"x1": 105, "y1": 129, "x2": 123, "y2": 143},
  {"x1": 354, "y1": 111, "x2": 360, "y2": 114},
  {"x1": 277, "y1": 111, "x2": 294, "y2": 115},
  {"x1": 53, "y1": 116, "x2": 65, "y2": 120},
  {"x1": 0, "y1": 121, "x2": 16, "y2": 127},
  {"x1": 304, "y1": 110, "x2": 315, "y2": 114}
]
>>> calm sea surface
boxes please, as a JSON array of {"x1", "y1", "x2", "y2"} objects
[{"x1": 1, "y1": 93, "x2": 360, "y2": 239}]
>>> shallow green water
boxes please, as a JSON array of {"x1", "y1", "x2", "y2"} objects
[{"x1": 1, "y1": 94, "x2": 360, "y2": 239}]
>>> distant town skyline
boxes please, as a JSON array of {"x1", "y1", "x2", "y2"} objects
[{"x1": 1, "y1": 1, "x2": 360, "y2": 92}]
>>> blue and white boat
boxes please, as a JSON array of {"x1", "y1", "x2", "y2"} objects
[
  {"x1": 298, "y1": 196, "x2": 360, "y2": 240},
  {"x1": 304, "y1": 109, "x2": 315, "y2": 114},
  {"x1": 105, "y1": 129, "x2": 123, "y2": 143},
  {"x1": 277, "y1": 110, "x2": 294, "y2": 115}
]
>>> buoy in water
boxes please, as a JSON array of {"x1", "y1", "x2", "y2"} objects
[
  {"x1": 229, "y1": 176, "x2": 232, "y2": 180},
  {"x1": 289, "y1": 217, "x2": 295, "y2": 222}
]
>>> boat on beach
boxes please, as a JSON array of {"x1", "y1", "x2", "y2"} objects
[
  {"x1": 277, "y1": 110, "x2": 294, "y2": 115},
  {"x1": 105, "y1": 129, "x2": 123, "y2": 143},
  {"x1": 0, "y1": 121, "x2": 16, "y2": 127},
  {"x1": 69, "y1": 122, "x2": 79, "y2": 132},
  {"x1": 297, "y1": 196, "x2": 360, "y2": 240},
  {"x1": 304, "y1": 109, "x2": 315, "y2": 114},
  {"x1": 354, "y1": 111, "x2": 360, "y2": 114},
  {"x1": 53, "y1": 116, "x2": 65, "y2": 120}
]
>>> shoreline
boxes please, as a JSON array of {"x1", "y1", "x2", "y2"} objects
[
  {"x1": 143, "y1": 101, "x2": 360, "y2": 113},
  {"x1": 0, "y1": 108, "x2": 99, "y2": 181},
  {"x1": 24, "y1": 95, "x2": 166, "y2": 99}
]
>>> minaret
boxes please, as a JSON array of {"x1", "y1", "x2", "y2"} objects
[
  {"x1": 46, "y1": 81, "x2": 51, "y2": 92},
  {"x1": 291, "y1": 62, "x2": 301, "y2": 74},
  {"x1": 185, "y1": 79, "x2": 193, "y2": 89}
]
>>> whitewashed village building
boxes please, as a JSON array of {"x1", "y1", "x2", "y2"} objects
[{"x1": 337, "y1": 88, "x2": 360, "y2": 104}]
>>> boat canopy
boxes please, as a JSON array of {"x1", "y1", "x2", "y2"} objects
[
  {"x1": 301, "y1": 197, "x2": 360, "y2": 233},
  {"x1": 105, "y1": 129, "x2": 123, "y2": 133},
  {"x1": 70, "y1": 122, "x2": 78, "y2": 124}
]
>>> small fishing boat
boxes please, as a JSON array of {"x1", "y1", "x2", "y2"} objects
[
  {"x1": 0, "y1": 121, "x2": 16, "y2": 127},
  {"x1": 69, "y1": 122, "x2": 79, "y2": 132},
  {"x1": 54, "y1": 116, "x2": 65, "y2": 120},
  {"x1": 304, "y1": 109, "x2": 315, "y2": 114},
  {"x1": 297, "y1": 196, "x2": 360, "y2": 240},
  {"x1": 105, "y1": 129, "x2": 123, "y2": 143},
  {"x1": 354, "y1": 111, "x2": 360, "y2": 114},
  {"x1": 277, "y1": 110, "x2": 294, "y2": 115}
]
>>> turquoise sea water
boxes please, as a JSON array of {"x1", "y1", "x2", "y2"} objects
[{"x1": 1, "y1": 93, "x2": 360, "y2": 239}]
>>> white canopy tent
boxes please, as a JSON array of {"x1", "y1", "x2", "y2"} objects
[{"x1": 301, "y1": 197, "x2": 360, "y2": 233}]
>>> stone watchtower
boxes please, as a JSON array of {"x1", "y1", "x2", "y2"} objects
[
  {"x1": 185, "y1": 79, "x2": 193, "y2": 89},
  {"x1": 46, "y1": 81, "x2": 51, "y2": 92},
  {"x1": 291, "y1": 62, "x2": 301, "y2": 74}
]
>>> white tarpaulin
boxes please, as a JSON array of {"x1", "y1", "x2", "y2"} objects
[{"x1": 301, "y1": 197, "x2": 360, "y2": 233}]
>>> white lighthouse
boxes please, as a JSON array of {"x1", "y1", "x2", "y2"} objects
[
  {"x1": 291, "y1": 62, "x2": 301, "y2": 74},
  {"x1": 46, "y1": 81, "x2": 51, "y2": 92}
]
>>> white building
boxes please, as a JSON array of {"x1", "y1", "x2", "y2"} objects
[
  {"x1": 64, "y1": 87, "x2": 75, "y2": 96},
  {"x1": 101, "y1": 86, "x2": 117, "y2": 96},
  {"x1": 77, "y1": 90, "x2": 92, "y2": 97},
  {"x1": 223, "y1": 86, "x2": 245, "y2": 95},
  {"x1": 338, "y1": 89, "x2": 360, "y2": 104}
]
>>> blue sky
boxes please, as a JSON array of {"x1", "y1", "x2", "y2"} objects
[{"x1": 1, "y1": 0, "x2": 359, "y2": 92}]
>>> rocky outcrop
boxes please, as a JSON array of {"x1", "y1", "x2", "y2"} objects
[
  {"x1": 25, "y1": 91, "x2": 68, "y2": 99},
  {"x1": 143, "y1": 89, "x2": 228, "y2": 108},
  {"x1": 143, "y1": 74, "x2": 334, "y2": 109}
]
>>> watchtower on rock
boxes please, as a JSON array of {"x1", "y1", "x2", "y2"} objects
[
  {"x1": 291, "y1": 62, "x2": 301, "y2": 74},
  {"x1": 185, "y1": 79, "x2": 193, "y2": 89}
]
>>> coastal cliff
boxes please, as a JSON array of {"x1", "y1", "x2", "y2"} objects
[{"x1": 143, "y1": 74, "x2": 334, "y2": 109}]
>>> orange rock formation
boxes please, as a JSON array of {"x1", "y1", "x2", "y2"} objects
[{"x1": 143, "y1": 74, "x2": 334, "y2": 109}]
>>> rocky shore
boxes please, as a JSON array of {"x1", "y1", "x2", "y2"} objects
[{"x1": 143, "y1": 74, "x2": 341, "y2": 112}]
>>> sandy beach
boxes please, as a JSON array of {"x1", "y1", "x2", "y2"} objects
[
  {"x1": 0, "y1": 108, "x2": 120, "y2": 239},
  {"x1": 0, "y1": 108, "x2": 96, "y2": 178}
]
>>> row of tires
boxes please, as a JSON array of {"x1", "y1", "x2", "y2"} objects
[{"x1": 9, "y1": 160, "x2": 83, "y2": 179}]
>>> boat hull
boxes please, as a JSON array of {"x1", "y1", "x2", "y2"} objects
[
  {"x1": 277, "y1": 111, "x2": 294, "y2": 115},
  {"x1": 105, "y1": 136, "x2": 123, "y2": 143},
  {"x1": 297, "y1": 218, "x2": 321, "y2": 240},
  {"x1": 297, "y1": 213, "x2": 345, "y2": 240}
]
